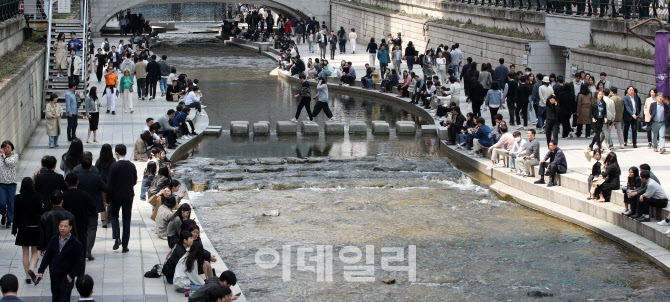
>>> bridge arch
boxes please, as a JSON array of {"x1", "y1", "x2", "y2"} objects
[{"x1": 90, "y1": 0, "x2": 330, "y2": 34}]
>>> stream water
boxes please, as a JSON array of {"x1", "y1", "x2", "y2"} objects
[{"x1": 160, "y1": 24, "x2": 670, "y2": 301}]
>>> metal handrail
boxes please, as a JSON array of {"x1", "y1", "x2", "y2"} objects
[
  {"x1": 43, "y1": 0, "x2": 53, "y2": 104},
  {"x1": 82, "y1": 0, "x2": 87, "y2": 85}
]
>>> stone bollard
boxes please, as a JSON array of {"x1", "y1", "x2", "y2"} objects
[
  {"x1": 325, "y1": 121, "x2": 345, "y2": 135},
  {"x1": 276, "y1": 121, "x2": 297, "y2": 135},
  {"x1": 301, "y1": 121, "x2": 320, "y2": 135},
  {"x1": 396, "y1": 121, "x2": 416, "y2": 135},
  {"x1": 253, "y1": 121, "x2": 270, "y2": 136},
  {"x1": 372, "y1": 121, "x2": 390, "y2": 135},
  {"x1": 230, "y1": 121, "x2": 249, "y2": 136},
  {"x1": 348, "y1": 120, "x2": 367, "y2": 134}
]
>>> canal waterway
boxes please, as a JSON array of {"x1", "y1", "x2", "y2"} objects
[{"x1": 160, "y1": 25, "x2": 670, "y2": 301}]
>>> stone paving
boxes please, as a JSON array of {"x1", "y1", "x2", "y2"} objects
[{"x1": 0, "y1": 36, "x2": 245, "y2": 301}]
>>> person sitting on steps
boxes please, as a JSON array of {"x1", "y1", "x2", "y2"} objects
[{"x1": 534, "y1": 140, "x2": 566, "y2": 187}]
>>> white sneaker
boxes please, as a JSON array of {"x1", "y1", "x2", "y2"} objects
[
  {"x1": 657, "y1": 220, "x2": 670, "y2": 226},
  {"x1": 124, "y1": 109, "x2": 128, "y2": 113},
  {"x1": 202, "y1": 105, "x2": 208, "y2": 108},
  {"x1": 494, "y1": 163, "x2": 506, "y2": 168},
  {"x1": 468, "y1": 150, "x2": 476, "y2": 155},
  {"x1": 665, "y1": 228, "x2": 670, "y2": 235},
  {"x1": 622, "y1": 209, "x2": 632, "y2": 215},
  {"x1": 290, "y1": 118, "x2": 298, "y2": 122},
  {"x1": 328, "y1": 117, "x2": 336, "y2": 121},
  {"x1": 486, "y1": 164, "x2": 495, "y2": 170}
]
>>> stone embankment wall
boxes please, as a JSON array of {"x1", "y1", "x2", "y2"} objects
[
  {"x1": 331, "y1": 2, "x2": 530, "y2": 72},
  {"x1": 0, "y1": 49, "x2": 46, "y2": 155},
  {"x1": 0, "y1": 16, "x2": 25, "y2": 57}
]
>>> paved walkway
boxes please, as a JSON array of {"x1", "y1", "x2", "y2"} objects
[{"x1": 0, "y1": 36, "x2": 245, "y2": 301}]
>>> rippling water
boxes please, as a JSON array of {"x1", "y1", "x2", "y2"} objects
[{"x1": 161, "y1": 27, "x2": 670, "y2": 301}]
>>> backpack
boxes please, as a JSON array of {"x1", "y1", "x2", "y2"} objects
[
  {"x1": 103, "y1": 42, "x2": 110, "y2": 52},
  {"x1": 417, "y1": 54, "x2": 424, "y2": 67}
]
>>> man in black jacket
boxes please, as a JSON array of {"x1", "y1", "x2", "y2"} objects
[
  {"x1": 514, "y1": 75, "x2": 532, "y2": 128},
  {"x1": 37, "y1": 217, "x2": 84, "y2": 302},
  {"x1": 447, "y1": 106, "x2": 466, "y2": 145},
  {"x1": 534, "y1": 140, "x2": 567, "y2": 187},
  {"x1": 107, "y1": 144, "x2": 137, "y2": 253},
  {"x1": 505, "y1": 73, "x2": 518, "y2": 126},
  {"x1": 38, "y1": 191, "x2": 77, "y2": 252},
  {"x1": 75, "y1": 158, "x2": 107, "y2": 261},
  {"x1": 146, "y1": 55, "x2": 161, "y2": 100},
  {"x1": 62, "y1": 173, "x2": 96, "y2": 261},
  {"x1": 34, "y1": 156, "x2": 68, "y2": 212},
  {"x1": 189, "y1": 270, "x2": 238, "y2": 302}
]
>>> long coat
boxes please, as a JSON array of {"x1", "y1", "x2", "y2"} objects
[
  {"x1": 576, "y1": 93, "x2": 592, "y2": 125},
  {"x1": 45, "y1": 102, "x2": 63, "y2": 137}
]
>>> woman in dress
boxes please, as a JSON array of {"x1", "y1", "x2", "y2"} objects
[
  {"x1": 85, "y1": 87, "x2": 101, "y2": 143},
  {"x1": 53, "y1": 33, "x2": 68, "y2": 77},
  {"x1": 576, "y1": 83, "x2": 593, "y2": 138},
  {"x1": 12, "y1": 177, "x2": 42, "y2": 284},
  {"x1": 96, "y1": 144, "x2": 116, "y2": 227},
  {"x1": 435, "y1": 51, "x2": 447, "y2": 84},
  {"x1": 45, "y1": 94, "x2": 63, "y2": 148},
  {"x1": 593, "y1": 152, "x2": 621, "y2": 203}
]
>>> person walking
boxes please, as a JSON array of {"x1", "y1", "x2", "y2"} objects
[
  {"x1": 485, "y1": 82, "x2": 503, "y2": 125},
  {"x1": 366, "y1": 38, "x2": 378, "y2": 68},
  {"x1": 649, "y1": 92, "x2": 669, "y2": 153},
  {"x1": 623, "y1": 86, "x2": 640, "y2": 148},
  {"x1": 11, "y1": 177, "x2": 42, "y2": 284},
  {"x1": 119, "y1": 68, "x2": 135, "y2": 113},
  {"x1": 95, "y1": 144, "x2": 115, "y2": 228},
  {"x1": 377, "y1": 44, "x2": 389, "y2": 77},
  {"x1": 65, "y1": 83, "x2": 78, "y2": 142},
  {"x1": 644, "y1": 89, "x2": 657, "y2": 148},
  {"x1": 317, "y1": 29, "x2": 327, "y2": 60},
  {"x1": 159, "y1": 55, "x2": 171, "y2": 97},
  {"x1": 135, "y1": 56, "x2": 147, "y2": 100},
  {"x1": 312, "y1": 77, "x2": 335, "y2": 121},
  {"x1": 576, "y1": 83, "x2": 593, "y2": 138},
  {"x1": 107, "y1": 144, "x2": 137, "y2": 253},
  {"x1": 146, "y1": 55, "x2": 161, "y2": 100},
  {"x1": 104, "y1": 65, "x2": 118, "y2": 115},
  {"x1": 94, "y1": 48, "x2": 105, "y2": 82},
  {"x1": 36, "y1": 217, "x2": 84, "y2": 302},
  {"x1": 348, "y1": 29, "x2": 357, "y2": 54},
  {"x1": 75, "y1": 157, "x2": 106, "y2": 261},
  {"x1": 45, "y1": 94, "x2": 64, "y2": 148},
  {"x1": 610, "y1": 87, "x2": 625, "y2": 148},
  {"x1": 66, "y1": 50, "x2": 82, "y2": 87},
  {"x1": 0, "y1": 140, "x2": 18, "y2": 228},
  {"x1": 84, "y1": 87, "x2": 101, "y2": 144},
  {"x1": 328, "y1": 30, "x2": 337, "y2": 60},
  {"x1": 291, "y1": 75, "x2": 313, "y2": 122},
  {"x1": 589, "y1": 90, "x2": 608, "y2": 151},
  {"x1": 435, "y1": 52, "x2": 448, "y2": 84},
  {"x1": 450, "y1": 44, "x2": 463, "y2": 79},
  {"x1": 337, "y1": 27, "x2": 347, "y2": 54},
  {"x1": 54, "y1": 33, "x2": 68, "y2": 78}
]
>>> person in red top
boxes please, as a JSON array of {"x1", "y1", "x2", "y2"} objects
[{"x1": 285, "y1": 19, "x2": 292, "y2": 35}]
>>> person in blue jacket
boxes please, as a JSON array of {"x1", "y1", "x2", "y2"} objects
[{"x1": 468, "y1": 117, "x2": 493, "y2": 155}]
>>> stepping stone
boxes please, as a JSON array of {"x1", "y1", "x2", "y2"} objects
[
  {"x1": 349, "y1": 120, "x2": 367, "y2": 134},
  {"x1": 253, "y1": 121, "x2": 270, "y2": 136},
  {"x1": 372, "y1": 121, "x2": 390, "y2": 135},
  {"x1": 230, "y1": 121, "x2": 249, "y2": 136},
  {"x1": 276, "y1": 121, "x2": 297, "y2": 135},
  {"x1": 191, "y1": 178, "x2": 208, "y2": 192},
  {"x1": 210, "y1": 160, "x2": 231, "y2": 166},
  {"x1": 285, "y1": 157, "x2": 308, "y2": 164},
  {"x1": 325, "y1": 121, "x2": 345, "y2": 135},
  {"x1": 421, "y1": 124, "x2": 437, "y2": 135},
  {"x1": 214, "y1": 173, "x2": 245, "y2": 181},
  {"x1": 246, "y1": 166, "x2": 286, "y2": 173},
  {"x1": 396, "y1": 121, "x2": 416, "y2": 135},
  {"x1": 306, "y1": 157, "x2": 324, "y2": 163},
  {"x1": 301, "y1": 121, "x2": 319, "y2": 135},
  {"x1": 329, "y1": 157, "x2": 356, "y2": 162},
  {"x1": 235, "y1": 158, "x2": 256, "y2": 165},
  {"x1": 437, "y1": 126, "x2": 449, "y2": 140},
  {"x1": 258, "y1": 157, "x2": 285, "y2": 165}
]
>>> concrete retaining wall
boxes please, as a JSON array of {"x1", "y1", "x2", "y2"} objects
[
  {"x1": 332, "y1": 1, "x2": 530, "y2": 71},
  {"x1": 569, "y1": 48, "x2": 655, "y2": 98},
  {"x1": 0, "y1": 49, "x2": 46, "y2": 155},
  {"x1": 0, "y1": 16, "x2": 25, "y2": 58}
]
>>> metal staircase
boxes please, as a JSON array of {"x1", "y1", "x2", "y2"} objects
[{"x1": 43, "y1": 0, "x2": 90, "y2": 102}]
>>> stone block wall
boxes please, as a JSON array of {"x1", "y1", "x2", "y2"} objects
[
  {"x1": 0, "y1": 16, "x2": 25, "y2": 58},
  {"x1": 332, "y1": 1, "x2": 530, "y2": 70},
  {"x1": 0, "y1": 49, "x2": 46, "y2": 155},
  {"x1": 569, "y1": 48, "x2": 654, "y2": 98}
]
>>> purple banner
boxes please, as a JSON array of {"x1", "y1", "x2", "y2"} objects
[{"x1": 655, "y1": 31, "x2": 669, "y2": 97}]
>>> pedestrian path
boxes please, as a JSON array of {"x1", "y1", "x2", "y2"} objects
[{"x1": 0, "y1": 36, "x2": 245, "y2": 301}]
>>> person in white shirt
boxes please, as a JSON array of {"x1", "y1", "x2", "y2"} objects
[
  {"x1": 183, "y1": 87, "x2": 205, "y2": 116},
  {"x1": 602, "y1": 90, "x2": 615, "y2": 150},
  {"x1": 508, "y1": 131, "x2": 527, "y2": 173}
]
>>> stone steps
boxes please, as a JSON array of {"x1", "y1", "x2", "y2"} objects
[
  {"x1": 441, "y1": 140, "x2": 670, "y2": 251},
  {"x1": 215, "y1": 120, "x2": 418, "y2": 136}
]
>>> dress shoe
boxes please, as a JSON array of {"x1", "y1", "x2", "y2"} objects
[
  {"x1": 122, "y1": 248, "x2": 130, "y2": 253},
  {"x1": 87, "y1": 253, "x2": 95, "y2": 261},
  {"x1": 635, "y1": 216, "x2": 650, "y2": 222},
  {"x1": 547, "y1": 182, "x2": 555, "y2": 187},
  {"x1": 629, "y1": 213, "x2": 642, "y2": 219},
  {"x1": 113, "y1": 239, "x2": 121, "y2": 250},
  {"x1": 534, "y1": 180, "x2": 545, "y2": 184}
]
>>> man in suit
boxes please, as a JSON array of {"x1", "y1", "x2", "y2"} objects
[
  {"x1": 107, "y1": 144, "x2": 137, "y2": 253},
  {"x1": 38, "y1": 191, "x2": 77, "y2": 253},
  {"x1": 622, "y1": 86, "x2": 640, "y2": 148},
  {"x1": 62, "y1": 173, "x2": 96, "y2": 262},
  {"x1": 0, "y1": 274, "x2": 26, "y2": 301},
  {"x1": 649, "y1": 92, "x2": 670, "y2": 153},
  {"x1": 76, "y1": 157, "x2": 107, "y2": 260},
  {"x1": 34, "y1": 156, "x2": 68, "y2": 212},
  {"x1": 37, "y1": 218, "x2": 84, "y2": 302},
  {"x1": 75, "y1": 274, "x2": 95, "y2": 301},
  {"x1": 534, "y1": 140, "x2": 567, "y2": 187}
]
